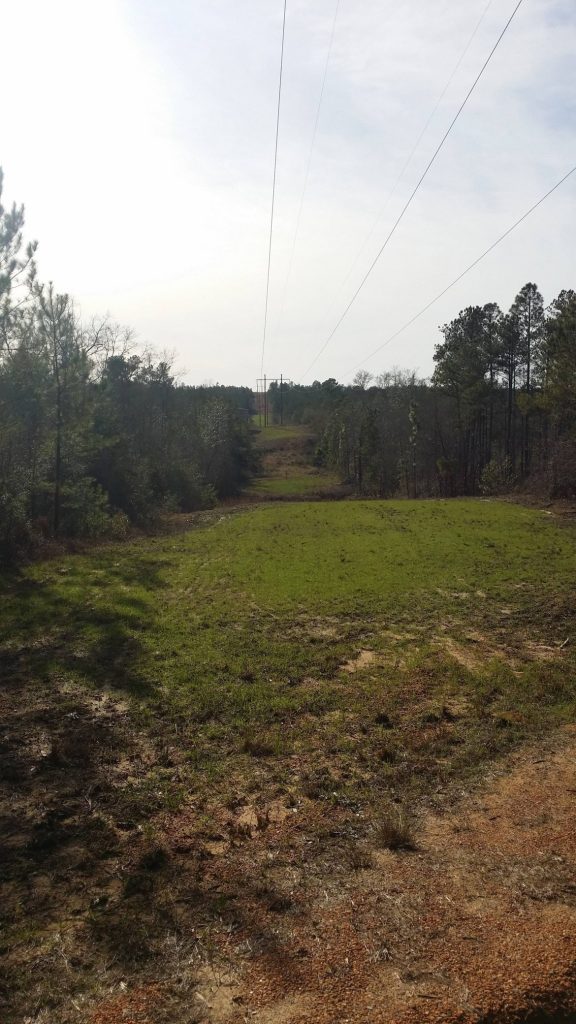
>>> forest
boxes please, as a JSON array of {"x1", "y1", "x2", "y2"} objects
[
  {"x1": 0, "y1": 172, "x2": 254, "y2": 563},
  {"x1": 271, "y1": 283, "x2": 576, "y2": 499}
]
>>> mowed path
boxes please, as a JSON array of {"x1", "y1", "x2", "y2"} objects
[{"x1": 245, "y1": 422, "x2": 344, "y2": 499}]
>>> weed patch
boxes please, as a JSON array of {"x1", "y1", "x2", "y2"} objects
[{"x1": 375, "y1": 809, "x2": 417, "y2": 851}]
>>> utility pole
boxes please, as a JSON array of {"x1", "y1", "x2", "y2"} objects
[{"x1": 255, "y1": 375, "x2": 290, "y2": 428}]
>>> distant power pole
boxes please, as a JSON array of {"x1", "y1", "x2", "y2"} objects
[{"x1": 255, "y1": 375, "x2": 290, "y2": 428}]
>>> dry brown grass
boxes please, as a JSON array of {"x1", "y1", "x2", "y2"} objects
[{"x1": 375, "y1": 810, "x2": 417, "y2": 851}]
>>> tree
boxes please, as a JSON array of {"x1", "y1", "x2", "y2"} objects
[
  {"x1": 352, "y1": 369, "x2": 373, "y2": 390},
  {"x1": 0, "y1": 168, "x2": 37, "y2": 345},
  {"x1": 510, "y1": 282, "x2": 544, "y2": 391},
  {"x1": 542, "y1": 290, "x2": 576, "y2": 493},
  {"x1": 36, "y1": 284, "x2": 105, "y2": 535},
  {"x1": 433, "y1": 306, "x2": 493, "y2": 492},
  {"x1": 481, "y1": 303, "x2": 502, "y2": 461},
  {"x1": 509, "y1": 283, "x2": 544, "y2": 474},
  {"x1": 544, "y1": 290, "x2": 576, "y2": 413}
]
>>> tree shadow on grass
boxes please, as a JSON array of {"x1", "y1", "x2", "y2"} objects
[
  {"x1": 0, "y1": 550, "x2": 170, "y2": 699},
  {"x1": 0, "y1": 552, "x2": 172, "y2": 1018},
  {"x1": 1, "y1": 547, "x2": 309, "y2": 1020}
]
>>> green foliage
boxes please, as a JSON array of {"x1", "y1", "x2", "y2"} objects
[
  {"x1": 545, "y1": 291, "x2": 576, "y2": 417},
  {"x1": 479, "y1": 456, "x2": 514, "y2": 495},
  {"x1": 278, "y1": 281, "x2": 575, "y2": 499},
  {"x1": 107, "y1": 509, "x2": 131, "y2": 540},
  {"x1": 0, "y1": 479, "x2": 35, "y2": 563},
  {"x1": 0, "y1": 169, "x2": 255, "y2": 561},
  {"x1": 57, "y1": 478, "x2": 112, "y2": 538}
]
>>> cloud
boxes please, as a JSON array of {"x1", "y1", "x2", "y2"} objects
[{"x1": 1, "y1": 0, "x2": 574, "y2": 385}]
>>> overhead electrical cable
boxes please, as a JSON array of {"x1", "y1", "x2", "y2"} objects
[
  {"x1": 330, "y1": 0, "x2": 494, "y2": 307},
  {"x1": 260, "y1": 0, "x2": 288, "y2": 377},
  {"x1": 275, "y1": 0, "x2": 341, "y2": 332},
  {"x1": 344, "y1": 164, "x2": 576, "y2": 375},
  {"x1": 299, "y1": 0, "x2": 524, "y2": 382}
]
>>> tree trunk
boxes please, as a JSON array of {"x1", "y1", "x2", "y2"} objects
[{"x1": 53, "y1": 369, "x2": 62, "y2": 536}]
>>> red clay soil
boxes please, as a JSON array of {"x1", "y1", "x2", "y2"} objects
[
  {"x1": 89, "y1": 986, "x2": 163, "y2": 1024},
  {"x1": 86, "y1": 730, "x2": 576, "y2": 1024},
  {"x1": 222, "y1": 733, "x2": 576, "y2": 1024}
]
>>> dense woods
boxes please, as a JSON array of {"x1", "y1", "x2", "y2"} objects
[
  {"x1": 272, "y1": 283, "x2": 576, "y2": 499},
  {"x1": 0, "y1": 173, "x2": 253, "y2": 562}
]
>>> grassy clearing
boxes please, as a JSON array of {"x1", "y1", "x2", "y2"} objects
[
  {"x1": 248, "y1": 420, "x2": 342, "y2": 498},
  {"x1": 251, "y1": 422, "x2": 309, "y2": 444},
  {"x1": 2, "y1": 499, "x2": 575, "y2": 749},
  {"x1": 2, "y1": 499, "x2": 575, "y2": 1020},
  {"x1": 247, "y1": 471, "x2": 341, "y2": 496}
]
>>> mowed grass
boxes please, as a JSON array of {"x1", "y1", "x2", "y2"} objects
[
  {"x1": 246, "y1": 470, "x2": 341, "y2": 496},
  {"x1": 216, "y1": 500, "x2": 575, "y2": 606},
  {"x1": 248, "y1": 421, "x2": 341, "y2": 497},
  {"x1": 2, "y1": 499, "x2": 575, "y2": 751},
  {"x1": 251, "y1": 422, "x2": 309, "y2": 443}
]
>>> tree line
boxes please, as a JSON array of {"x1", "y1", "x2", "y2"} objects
[
  {"x1": 269, "y1": 281, "x2": 576, "y2": 498},
  {"x1": 0, "y1": 172, "x2": 254, "y2": 563},
  {"x1": 4, "y1": 167, "x2": 574, "y2": 565}
]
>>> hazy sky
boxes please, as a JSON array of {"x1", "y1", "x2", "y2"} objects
[{"x1": 2, "y1": 0, "x2": 575, "y2": 385}]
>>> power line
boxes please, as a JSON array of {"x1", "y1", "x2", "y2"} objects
[
  {"x1": 275, "y1": 0, "x2": 341, "y2": 333},
  {"x1": 299, "y1": 0, "x2": 524, "y2": 382},
  {"x1": 346, "y1": 164, "x2": 576, "y2": 376},
  {"x1": 327, "y1": 0, "x2": 494, "y2": 311},
  {"x1": 260, "y1": 0, "x2": 288, "y2": 377}
]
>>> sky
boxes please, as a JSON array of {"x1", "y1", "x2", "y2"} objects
[{"x1": 2, "y1": 0, "x2": 575, "y2": 386}]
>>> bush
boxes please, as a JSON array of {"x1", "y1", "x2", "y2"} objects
[
  {"x1": 200, "y1": 483, "x2": 217, "y2": 509},
  {"x1": 0, "y1": 485, "x2": 36, "y2": 564},
  {"x1": 551, "y1": 436, "x2": 576, "y2": 498},
  {"x1": 106, "y1": 510, "x2": 130, "y2": 540},
  {"x1": 59, "y1": 478, "x2": 111, "y2": 537},
  {"x1": 313, "y1": 445, "x2": 326, "y2": 468},
  {"x1": 480, "y1": 456, "x2": 514, "y2": 495}
]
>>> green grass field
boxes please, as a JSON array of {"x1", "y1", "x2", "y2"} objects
[
  {"x1": 2, "y1": 500, "x2": 575, "y2": 743},
  {"x1": 251, "y1": 421, "x2": 309, "y2": 443},
  {"x1": 249, "y1": 420, "x2": 341, "y2": 497},
  {"x1": 3, "y1": 498, "x2": 576, "y2": 1020},
  {"x1": 246, "y1": 471, "x2": 341, "y2": 496}
]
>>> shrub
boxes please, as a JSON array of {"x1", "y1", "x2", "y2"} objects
[
  {"x1": 375, "y1": 810, "x2": 416, "y2": 851},
  {"x1": 58, "y1": 477, "x2": 111, "y2": 538},
  {"x1": 0, "y1": 485, "x2": 36, "y2": 564},
  {"x1": 106, "y1": 509, "x2": 130, "y2": 539},
  {"x1": 480, "y1": 456, "x2": 515, "y2": 495}
]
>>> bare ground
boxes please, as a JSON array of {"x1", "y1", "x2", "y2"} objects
[
  {"x1": 164, "y1": 730, "x2": 576, "y2": 1024},
  {"x1": 16, "y1": 718, "x2": 570, "y2": 1024}
]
